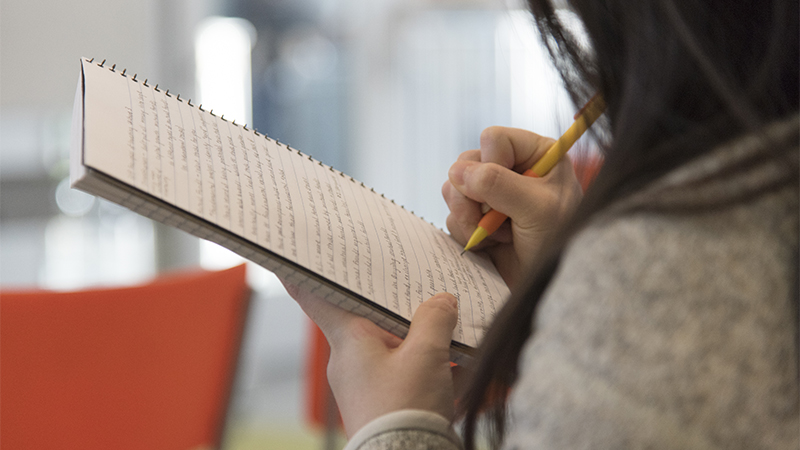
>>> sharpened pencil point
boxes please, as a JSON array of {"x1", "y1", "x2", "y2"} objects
[{"x1": 462, "y1": 226, "x2": 489, "y2": 254}]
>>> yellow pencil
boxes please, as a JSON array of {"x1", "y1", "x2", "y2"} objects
[{"x1": 462, "y1": 95, "x2": 606, "y2": 254}]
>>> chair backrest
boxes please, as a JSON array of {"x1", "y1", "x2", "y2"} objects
[
  {"x1": 1, "y1": 264, "x2": 249, "y2": 450},
  {"x1": 305, "y1": 322, "x2": 342, "y2": 431}
]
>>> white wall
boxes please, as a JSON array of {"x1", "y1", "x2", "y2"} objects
[{"x1": 0, "y1": 0, "x2": 158, "y2": 110}]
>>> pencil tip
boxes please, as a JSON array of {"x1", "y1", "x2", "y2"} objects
[{"x1": 462, "y1": 227, "x2": 489, "y2": 255}]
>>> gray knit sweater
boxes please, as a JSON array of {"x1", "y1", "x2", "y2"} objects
[{"x1": 345, "y1": 118, "x2": 799, "y2": 450}]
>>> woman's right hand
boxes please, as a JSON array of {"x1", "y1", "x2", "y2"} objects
[{"x1": 442, "y1": 126, "x2": 583, "y2": 288}]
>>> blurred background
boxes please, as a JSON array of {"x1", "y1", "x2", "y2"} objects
[{"x1": 0, "y1": 0, "x2": 578, "y2": 448}]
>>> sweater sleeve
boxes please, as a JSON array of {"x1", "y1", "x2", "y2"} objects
[
  {"x1": 503, "y1": 185, "x2": 798, "y2": 449},
  {"x1": 343, "y1": 410, "x2": 463, "y2": 450}
]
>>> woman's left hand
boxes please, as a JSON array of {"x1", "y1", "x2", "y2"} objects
[{"x1": 283, "y1": 280, "x2": 459, "y2": 438}]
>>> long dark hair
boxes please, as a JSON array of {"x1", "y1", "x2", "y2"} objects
[{"x1": 459, "y1": 1, "x2": 799, "y2": 448}]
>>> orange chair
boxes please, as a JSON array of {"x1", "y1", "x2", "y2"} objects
[
  {"x1": 572, "y1": 151, "x2": 603, "y2": 192},
  {"x1": 305, "y1": 322, "x2": 342, "y2": 432},
  {"x1": 1, "y1": 264, "x2": 250, "y2": 450}
]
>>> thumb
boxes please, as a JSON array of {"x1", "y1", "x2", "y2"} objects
[
  {"x1": 451, "y1": 160, "x2": 542, "y2": 218},
  {"x1": 402, "y1": 293, "x2": 459, "y2": 353}
]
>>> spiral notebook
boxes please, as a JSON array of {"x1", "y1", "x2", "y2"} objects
[{"x1": 70, "y1": 57, "x2": 510, "y2": 362}]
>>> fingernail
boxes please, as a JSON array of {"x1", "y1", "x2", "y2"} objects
[
  {"x1": 435, "y1": 293, "x2": 458, "y2": 309},
  {"x1": 448, "y1": 161, "x2": 476, "y2": 187}
]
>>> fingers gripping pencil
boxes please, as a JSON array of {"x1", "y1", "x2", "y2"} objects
[{"x1": 461, "y1": 95, "x2": 606, "y2": 254}]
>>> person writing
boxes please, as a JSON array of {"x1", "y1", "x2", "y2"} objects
[{"x1": 285, "y1": 0, "x2": 799, "y2": 448}]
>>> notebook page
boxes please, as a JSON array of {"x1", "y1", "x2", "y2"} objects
[{"x1": 80, "y1": 59, "x2": 509, "y2": 347}]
